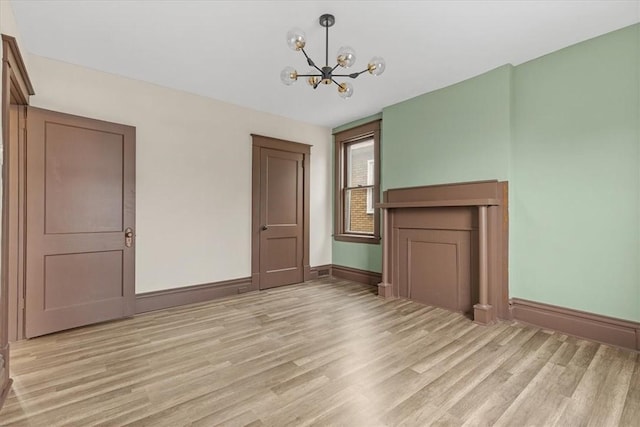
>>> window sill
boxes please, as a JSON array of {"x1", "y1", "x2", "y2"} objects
[{"x1": 334, "y1": 234, "x2": 381, "y2": 245}]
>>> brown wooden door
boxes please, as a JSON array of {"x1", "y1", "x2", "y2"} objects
[
  {"x1": 258, "y1": 147, "x2": 304, "y2": 289},
  {"x1": 25, "y1": 107, "x2": 135, "y2": 338}
]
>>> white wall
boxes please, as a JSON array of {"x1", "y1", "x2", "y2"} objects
[
  {"x1": 0, "y1": 0, "x2": 24, "y2": 47},
  {"x1": 27, "y1": 55, "x2": 333, "y2": 293}
]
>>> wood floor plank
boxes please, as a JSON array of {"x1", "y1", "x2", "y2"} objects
[
  {"x1": 554, "y1": 345, "x2": 626, "y2": 426},
  {"x1": 384, "y1": 327, "x2": 537, "y2": 425},
  {"x1": 585, "y1": 348, "x2": 637, "y2": 426},
  {"x1": 0, "y1": 277, "x2": 638, "y2": 427},
  {"x1": 620, "y1": 352, "x2": 640, "y2": 426}
]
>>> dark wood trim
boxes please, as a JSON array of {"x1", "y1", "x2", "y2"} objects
[
  {"x1": 251, "y1": 133, "x2": 311, "y2": 154},
  {"x1": 309, "y1": 264, "x2": 332, "y2": 280},
  {"x1": 498, "y1": 181, "x2": 509, "y2": 319},
  {"x1": 333, "y1": 234, "x2": 381, "y2": 244},
  {"x1": 334, "y1": 120, "x2": 381, "y2": 245},
  {"x1": 251, "y1": 143, "x2": 260, "y2": 289},
  {"x1": 302, "y1": 139, "x2": 311, "y2": 282},
  {"x1": 383, "y1": 179, "x2": 502, "y2": 204},
  {"x1": 510, "y1": 298, "x2": 640, "y2": 351},
  {"x1": 1, "y1": 36, "x2": 34, "y2": 97},
  {"x1": 250, "y1": 134, "x2": 312, "y2": 289},
  {"x1": 1, "y1": 33, "x2": 33, "y2": 410},
  {"x1": 135, "y1": 277, "x2": 252, "y2": 314},
  {"x1": 138, "y1": 265, "x2": 335, "y2": 314},
  {"x1": 6, "y1": 105, "x2": 26, "y2": 342},
  {"x1": 378, "y1": 199, "x2": 501, "y2": 209},
  {"x1": 332, "y1": 121, "x2": 380, "y2": 140},
  {"x1": 332, "y1": 264, "x2": 382, "y2": 287},
  {"x1": 378, "y1": 180, "x2": 509, "y2": 324}
]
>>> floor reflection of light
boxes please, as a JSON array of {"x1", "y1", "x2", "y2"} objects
[
  {"x1": 329, "y1": 305, "x2": 392, "y2": 422},
  {"x1": 4, "y1": 377, "x2": 31, "y2": 419}
]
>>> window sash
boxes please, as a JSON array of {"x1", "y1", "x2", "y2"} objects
[{"x1": 344, "y1": 187, "x2": 374, "y2": 235}]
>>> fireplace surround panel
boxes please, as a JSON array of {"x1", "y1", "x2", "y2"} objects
[{"x1": 377, "y1": 180, "x2": 508, "y2": 324}]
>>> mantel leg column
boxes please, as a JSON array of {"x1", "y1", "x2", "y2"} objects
[
  {"x1": 377, "y1": 208, "x2": 393, "y2": 298},
  {"x1": 474, "y1": 205, "x2": 495, "y2": 324}
]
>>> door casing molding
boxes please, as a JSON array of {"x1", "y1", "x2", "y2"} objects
[
  {"x1": 1, "y1": 33, "x2": 35, "y2": 409},
  {"x1": 250, "y1": 134, "x2": 311, "y2": 289}
]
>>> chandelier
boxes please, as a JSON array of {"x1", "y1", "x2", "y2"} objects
[{"x1": 280, "y1": 14, "x2": 386, "y2": 98}]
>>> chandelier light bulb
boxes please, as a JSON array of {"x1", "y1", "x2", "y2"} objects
[
  {"x1": 280, "y1": 66, "x2": 298, "y2": 85},
  {"x1": 338, "y1": 82, "x2": 354, "y2": 99},
  {"x1": 286, "y1": 28, "x2": 306, "y2": 51},
  {"x1": 336, "y1": 46, "x2": 356, "y2": 68},
  {"x1": 367, "y1": 57, "x2": 386, "y2": 76},
  {"x1": 306, "y1": 70, "x2": 320, "y2": 87}
]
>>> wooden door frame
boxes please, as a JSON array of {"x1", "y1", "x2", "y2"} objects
[
  {"x1": 6, "y1": 104, "x2": 26, "y2": 342},
  {"x1": 250, "y1": 134, "x2": 311, "y2": 289},
  {"x1": 1, "y1": 34, "x2": 35, "y2": 408}
]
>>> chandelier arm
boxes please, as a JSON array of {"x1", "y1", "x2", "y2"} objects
[
  {"x1": 331, "y1": 79, "x2": 342, "y2": 87},
  {"x1": 333, "y1": 69, "x2": 370, "y2": 79},
  {"x1": 296, "y1": 74, "x2": 322, "y2": 77},
  {"x1": 300, "y1": 48, "x2": 323, "y2": 73}
]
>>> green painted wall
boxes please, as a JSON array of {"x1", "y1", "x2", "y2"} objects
[
  {"x1": 332, "y1": 240, "x2": 382, "y2": 273},
  {"x1": 382, "y1": 64, "x2": 512, "y2": 190},
  {"x1": 332, "y1": 24, "x2": 640, "y2": 322},
  {"x1": 511, "y1": 25, "x2": 639, "y2": 321}
]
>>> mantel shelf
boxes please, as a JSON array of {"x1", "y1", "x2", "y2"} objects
[{"x1": 376, "y1": 198, "x2": 501, "y2": 209}]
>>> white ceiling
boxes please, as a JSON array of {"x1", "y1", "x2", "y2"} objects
[{"x1": 9, "y1": 0, "x2": 640, "y2": 128}]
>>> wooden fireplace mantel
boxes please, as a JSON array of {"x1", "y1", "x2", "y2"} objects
[
  {"x1": 377, "y1": 198, "x2": 500, "y2": 209},
  {"x1": 376, "y1": 180, "x2": 509, "y2": 325}
]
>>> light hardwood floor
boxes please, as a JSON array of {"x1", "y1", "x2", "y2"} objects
[{"x1": 1, "y1": 277, "x2": 638, "y2": 426}]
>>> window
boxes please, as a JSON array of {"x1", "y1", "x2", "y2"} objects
[{"x1": 334, "y1": 120, "x2": 380, "y2": 244}]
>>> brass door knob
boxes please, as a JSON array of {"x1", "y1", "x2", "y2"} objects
[{"x1": 125, "y1": 228, "x2": 134, "y2": 247}]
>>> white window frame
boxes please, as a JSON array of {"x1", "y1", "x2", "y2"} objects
[{"x1": 366, "y1": 159, "x2": 374, "y2": 214}]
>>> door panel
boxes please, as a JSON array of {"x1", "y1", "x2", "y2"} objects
[
  {"x1": 25, "y1": 107, "x2": 135, "y2": 338},
  {"x1": 265, "y1": 155, "x2": 298, "y2": 224},
  {"x1": 259, "y1": 148, "x2": 303, "y2": 289},
  {"x1": 44, "y1": 123, "x2": 124, "y2": 234},
  {"x1": 44, "y1": 251, "x2": 123, "y2": 309},
  {"x1": 266, "y1": 237, "x2": 298, "y2": 271}
]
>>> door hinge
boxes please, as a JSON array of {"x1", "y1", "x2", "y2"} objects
[{"x1": 20, "y1": 297, "x2": 25, "y2": 310}]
